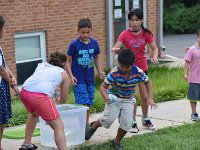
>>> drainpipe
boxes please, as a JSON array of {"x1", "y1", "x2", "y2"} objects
[
  {"x1": 158, "y1": 0, "x2": 166, "y2": 57},
  {"x1": 143, "y1": 0, "x2": 147, "y2": 28},
  {"x1": 106, "y1": 0, "x2": 113, "y2": 68}
]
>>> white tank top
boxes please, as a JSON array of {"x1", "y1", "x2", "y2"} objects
[{"x1": 23, "y1": 62, "x2": 65, "y2": 97}]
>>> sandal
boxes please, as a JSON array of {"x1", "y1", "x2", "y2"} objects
[{"x1": 19, "y1": 143, "x2": 38, "y2": 150}]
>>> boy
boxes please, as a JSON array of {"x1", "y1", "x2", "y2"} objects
[
  {"x1": 66, "y1": 18, "x2": 105, "y2": 126},
  {"x1": 85, "y1": 48, "x2": 157, "y2": 149},
  {"x1": 184, "y1": 30, "x2": 200, "y2": 121}
]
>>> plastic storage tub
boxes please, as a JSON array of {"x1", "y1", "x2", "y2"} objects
[{"x1": 39, "y1": 104, "x2": 88, "y2": 148}]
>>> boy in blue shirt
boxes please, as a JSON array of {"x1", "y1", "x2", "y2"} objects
[
  {"x1": 85, "y1": 48, "x2": 157, "y2": 149},
  {"x1": 66, "y1": 18, "x2": 105, "y2": 126}
]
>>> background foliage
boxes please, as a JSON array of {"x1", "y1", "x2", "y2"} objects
[{"x1": 163, "y1": 1, "x2": 200, "y2": 34}]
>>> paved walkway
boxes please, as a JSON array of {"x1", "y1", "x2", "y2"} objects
[{"x1": 2, "y1": 98, "x2": 199, "y2": 150}]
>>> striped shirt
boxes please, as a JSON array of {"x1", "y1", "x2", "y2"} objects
[{"x1": 104, "y1": 65, "x2": 148, "y2": 98}]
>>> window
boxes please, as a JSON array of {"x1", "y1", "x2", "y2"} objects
[{"x1": 15, "y1": 31, "x2": 46, "y2": 85}]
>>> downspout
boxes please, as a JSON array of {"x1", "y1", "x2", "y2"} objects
[
  {"x1": 158, "y1": 0, "x2": 166, "y2": 57},
  {"x1": 106, "y1": 0, "x2": 113, "y2": 68},
  {"x1": 143, "y1": 0, "x2": 147, "y2": 28}
]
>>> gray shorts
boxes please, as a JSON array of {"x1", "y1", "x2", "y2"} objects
[
  {"x1": 187, "y1": 83, "x2": 200, "y2": 101},
  {"x1": 99, "y1": 97, "x2": 135, "y2": 132}
]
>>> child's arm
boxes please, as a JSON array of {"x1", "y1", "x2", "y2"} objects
[
  {"x1": 112, "y1": 41, "x2": 122, "y2": 54},
  {"x1": 143, "y1": 80, "x2": 158, "y2": 109},
  {"x1": 0, "y1": 65, "x2": 11, "y2": 83},
  {"x1": 5, "y1": 65, "x2": 17, "y2": 86},
  {"x1": 100, "y1": 83, "x2": 112, "y2": 105},
  {"x1": 56, "y1": 72, "x2": 70, "y2": 104},
  {"x1": 184, "y1": 61, "x2": 190, "y2": 81},
  {"x1": 5, "y1": 66, "x2": 20, "y2": 95},
  {"x1": 149, "y1": 42, "x2": 159, "y2": 64},
  {"x1": 66, "y1": 54, "x2": 77, "y2": 84},
  {"x1": 94, "y1": 55, "x2": 105, "y2": 80}
]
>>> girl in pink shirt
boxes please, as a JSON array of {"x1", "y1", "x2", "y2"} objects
[
  {"x1": 184, "y1": 30, "x2": 200, "y2": 121},
  {"x1": 113, "y1": 8, "x2": 158, "y2": 132}
]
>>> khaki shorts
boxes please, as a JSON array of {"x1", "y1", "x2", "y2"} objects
[{"x1": 99, "y1": 97, "x2": 135, "y2": 132}]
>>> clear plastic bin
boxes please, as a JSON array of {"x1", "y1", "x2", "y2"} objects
[{"x1": 39, "y1": 104, "x2": 88, "y2": 148}]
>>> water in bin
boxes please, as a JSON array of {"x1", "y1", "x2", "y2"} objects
[{"x1": 40, "y1": 104, "x2": 88, "y2": 148}]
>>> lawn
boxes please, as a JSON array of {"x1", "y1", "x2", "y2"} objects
[{"x1": 77, "y1": 121, "x2": 200, "y2": 150}]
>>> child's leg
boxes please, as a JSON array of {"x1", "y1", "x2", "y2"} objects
[
  {"x1": 190, "y1": 101, "x2": 197, "y2": 113},
  {"x1": 138, "y1": 82, "x2": 149, "y2": 117},
  {"x1": 47, "y1": 118, "x2": 67, "y2": 150},
  {"x1": 130, "y1": 89, "x2": 139, "y2": 133},
  {"x1": 84, "y1": 105, "x2": 91, "y2": 125},
  {"x1": 133, "y1": 88, "x2": 138, "y2": 121},
  {"x1": 92, "y1": 119, "x2": 102, "y2": 129},
  {"x1": 24, "y1": 112, "x2": 39, "y2": 144},
  {"x1": 74, "y1": 84, "x2": 94, "y2": 126},
  {"x1": 114, "y1": 127, "x2": 127, "y2": 143},
  {"x1": 114, "y1": 101, "x2": 134, "y2": 145},
  {"x1": 0, "y1": 124, "x2": 5, "y2": 149}
]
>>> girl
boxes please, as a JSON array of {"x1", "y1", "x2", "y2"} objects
[
  {"x1": 0, "y1": 15, "x2": 19, "y2": 150},
  {"x1": 112, "y1": 8, "x2": 158, "y2": 133},
  {"x1": 19, "y1": 51, "x2": 70, "y2": 150}
]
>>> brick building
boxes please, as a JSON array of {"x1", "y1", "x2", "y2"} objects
[{"x1": 0, "y1": 0, "x2": 162, "y2": 86}]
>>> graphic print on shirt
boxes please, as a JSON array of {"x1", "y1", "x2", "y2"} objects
[
  {"x1": 77, "y1": 48, "x2": 94, "y2": 68},
  {"x1": 129, "y1": 38, "x2": 145, "y2": 49}
]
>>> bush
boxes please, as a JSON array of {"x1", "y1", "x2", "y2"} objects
[{"x1": 164, "y1": 4, "x2": 200, "y2": 34}]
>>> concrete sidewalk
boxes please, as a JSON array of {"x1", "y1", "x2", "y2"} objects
[{"x1": 2, "y1": 99, "x2": 198, "y2": 150}]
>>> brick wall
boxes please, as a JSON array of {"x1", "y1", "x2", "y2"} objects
[
  {"x1": 0, "y1": 0, "x2": 107, "y2": 81},
  {"x1": 0, "y1": 0, "x2": 159, "y2": 95},
  {"x1": 147, "y1": 0, "x2": 158, "y2": 43}
]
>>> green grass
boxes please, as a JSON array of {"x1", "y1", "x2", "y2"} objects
[
  {"x1": 8, "y1": 65, "x2": 187, "y2": 127},
  {"x1": 77, "y1": 121, "x2": 200, "y2": 150}
]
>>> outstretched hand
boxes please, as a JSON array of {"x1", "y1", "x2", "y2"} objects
[
  {"x1": 99, "y1": 71, "x2": 106, "y2": 80},
  {"x1": 112, "y1": 47, "x2": 120, "y2": 54},
  {"x1": 70, "y1": 75, "x2": 77, "y2": 85},
  {"x1": 147, "y1": 98, "x2": 158, "y2": 109},
  {"x1": 151, "y1": 58, "x2": 159, "y2": 64}
]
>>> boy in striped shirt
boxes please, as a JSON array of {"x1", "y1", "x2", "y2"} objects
[{"x1": 85, "y1": 48, "x2": 157, "y2": 149}]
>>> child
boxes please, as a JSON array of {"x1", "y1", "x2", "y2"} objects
[
  {"x1": 184, "y1": 30, "x2": 200, "y2": 121},
  {"x1": 85, "y1": 48, "x2": 157, "y2": 149},
  {"x1": 112, "y1": 8, "x2": 159, "y2": 133},
  {"x1": 0, "y1": 15, "x2": 19, "y2": 150},
  {"x1": 66, "y1": 18, "x2": 105, "y2": 126},
  {"x1": 19, "y1": 51, "x2": 70, "y2": 150}
]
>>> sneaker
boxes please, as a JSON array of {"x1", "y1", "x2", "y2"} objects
[
  {"x1": 129, "y1": 123, "x2": 139, "y2": 133},
  {"x1": 191, "y1": 112, "x2": 200, "y2": 121},
  {"x1": 85, "y1": 121, "x2": 97, "y2": 140},
  {"x1": 110, "y1": 140, "x2": 122, "y2": 150},
  {"x1": 142, "y1": 117, "x2": 155, "y2": 130}
]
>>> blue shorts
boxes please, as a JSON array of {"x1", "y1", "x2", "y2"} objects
[
  {"x1": 187, "y1": 83, "x2": 200, "y2": 101},
  {"x1": 74, "y1": 84, "x2": 95, "y2": 105}
]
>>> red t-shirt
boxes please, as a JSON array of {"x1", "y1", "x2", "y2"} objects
[{"x1": 118, "y1": 29, "x2": 154, "y2": 71}]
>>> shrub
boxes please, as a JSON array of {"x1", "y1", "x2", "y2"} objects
[{"x1": 164, "y1": 4, "x2": 200, "y2": 34}]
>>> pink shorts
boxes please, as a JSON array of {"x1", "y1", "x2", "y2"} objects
[{"x1": 20, "y1": 88, "x2": 59, "y2": 121}]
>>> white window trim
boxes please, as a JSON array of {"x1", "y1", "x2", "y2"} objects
[{"x1": 14, "y1": 31, "x2": 46, "y2": 63}]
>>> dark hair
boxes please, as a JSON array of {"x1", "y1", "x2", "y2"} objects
[
  {"x1": 0, "y1": 15, "x2": 5, "y2": 31},
  {"x1": 48, "y1": 51, "x2": 67, "y2": 69},
  {"x1": 118, "y1": 48, "x2": 135, "y2": 65},
  {"x1": 128, "y1": 8, "x2": 152, "y2": 35},
  {"x1": 197, "y1": 29, "x2": 200, "y2": 37},
  {"x1": 78, "y1": 18, "x2": 92, "y2": 29}
]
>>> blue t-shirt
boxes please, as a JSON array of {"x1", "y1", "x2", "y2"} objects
[{"x1": 67, "y1": 37, "x2": 100, "y2": 84}]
